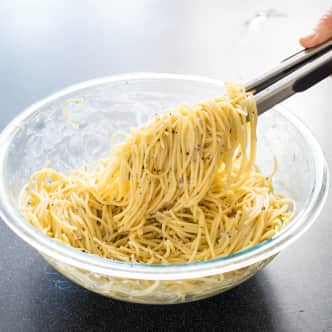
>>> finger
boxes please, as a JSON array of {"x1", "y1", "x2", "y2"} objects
[
  {"x1": 299, "y1": 8, "x2": 332, "y2": 48},
  {"x1": 299, "y1": 33, "x2": 318, "y2": 48}
]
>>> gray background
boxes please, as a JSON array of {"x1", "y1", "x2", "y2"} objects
[{"x1": 0, "y1": 1, "x2": 331, "y2": 331}]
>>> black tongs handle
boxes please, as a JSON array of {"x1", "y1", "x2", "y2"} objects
[
  {"x1": 293, "y1": 56, "x2": 332, "y2": 92},
  {"x1": 245, "y1": 39, "x2": 332, "y2": 115}
]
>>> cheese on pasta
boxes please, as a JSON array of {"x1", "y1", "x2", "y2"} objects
[{"x1": 21, "y1": 83, "x2": 294, "y2": 264}]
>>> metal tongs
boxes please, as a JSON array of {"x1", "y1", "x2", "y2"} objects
[{"x1": 245, "y1": 39, "x2": 332, "y2": 115}]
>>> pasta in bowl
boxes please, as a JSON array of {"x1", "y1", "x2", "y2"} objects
[{"x1": 0, "y1": 74, "x2": 328, "y2": 304}]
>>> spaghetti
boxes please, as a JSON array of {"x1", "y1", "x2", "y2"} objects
[{"x1": 21, "y1": 83, "x2": 294, "y2": 264}]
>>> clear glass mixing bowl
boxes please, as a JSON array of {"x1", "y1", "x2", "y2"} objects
[{"x1": 0, "y1": 74, "x2": 328, "y2": 304}]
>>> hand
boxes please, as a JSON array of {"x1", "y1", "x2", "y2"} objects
[{"x1": 299, "y1": 8, "x2": 332, "y2": 48}]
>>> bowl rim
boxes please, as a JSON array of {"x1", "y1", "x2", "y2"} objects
[{"x1": 0, "y1": 72, "x2": 329, "y2": 280}]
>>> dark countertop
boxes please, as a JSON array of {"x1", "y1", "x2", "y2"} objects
[{"x1": 0, "y1": 1, "x2": 331, "y2": 331}]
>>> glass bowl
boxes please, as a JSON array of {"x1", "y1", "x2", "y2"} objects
[{"x1": 0, "y1": 73, "x2": 328, "y2": 304}]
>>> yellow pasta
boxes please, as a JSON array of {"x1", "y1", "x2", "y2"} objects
[{"x1": 21, "y1": 83, "x2": 294, "y2": 264}]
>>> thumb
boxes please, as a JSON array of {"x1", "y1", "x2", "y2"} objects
[{"x1": 300, "y1": 8, "x2": 332, "y2": 48}]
